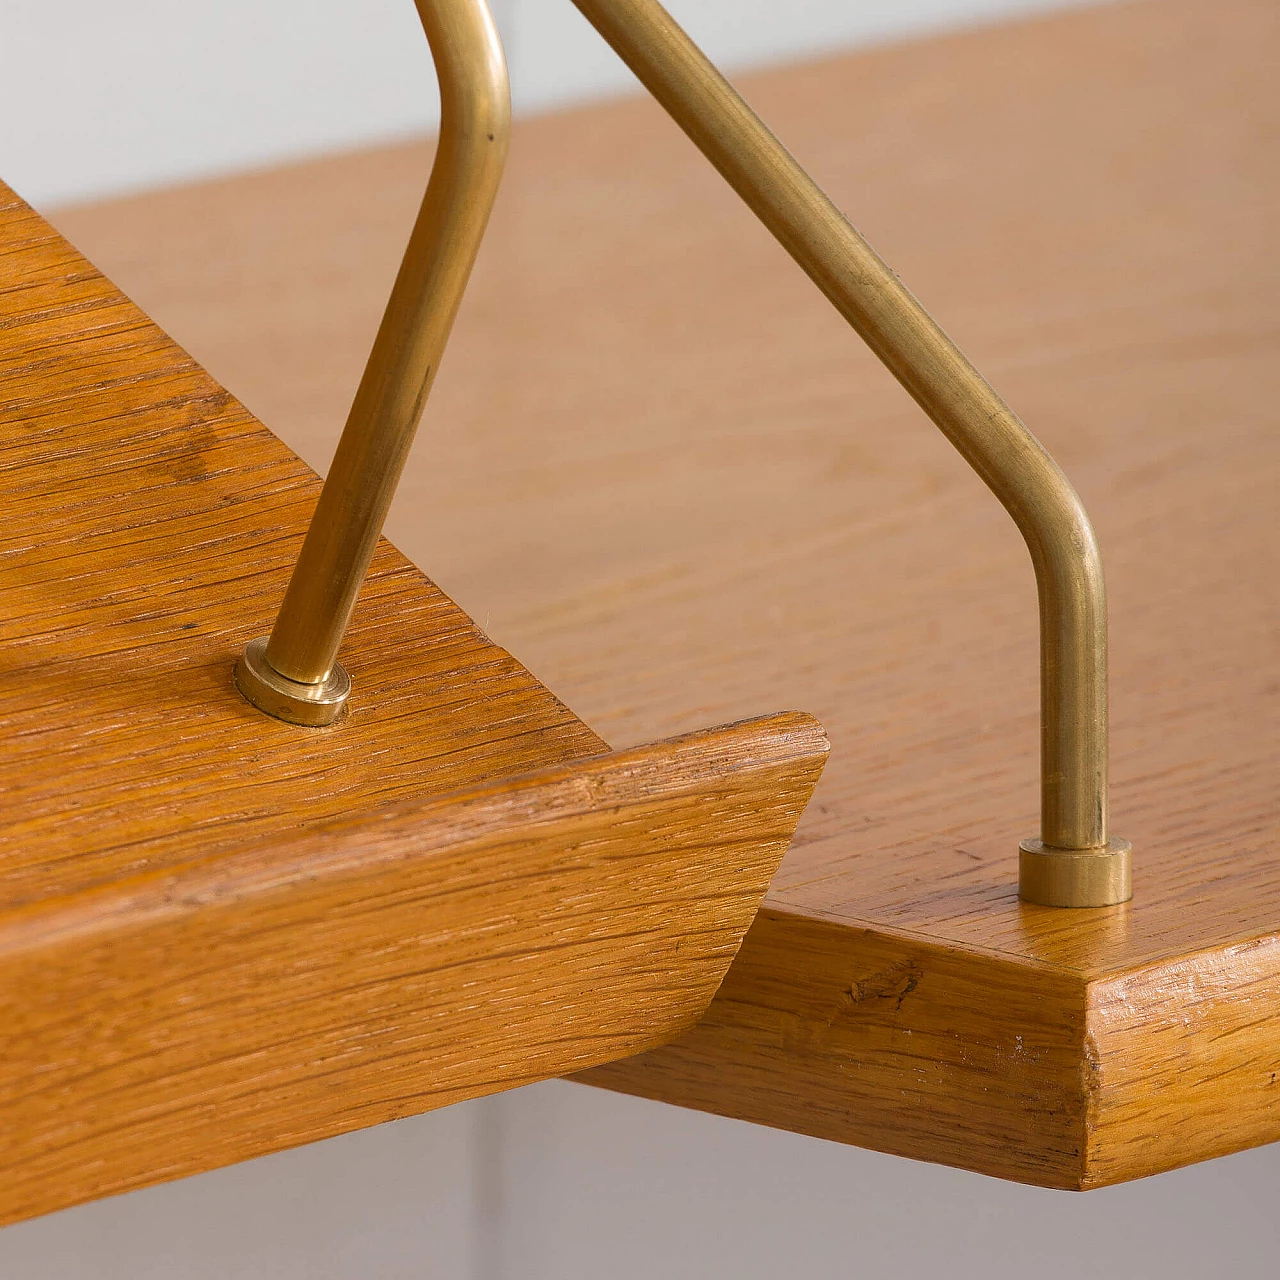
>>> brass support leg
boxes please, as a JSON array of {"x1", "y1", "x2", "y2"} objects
[
  {"x1": 236, "y1": 0, "x2": 510, "y2": 727},
  {"x1": 236, "y1": 0, "x2": 1130, "y2": 903},
  {"x1": 570, "y1": 0, "x2": 1130, "y2": 904}
]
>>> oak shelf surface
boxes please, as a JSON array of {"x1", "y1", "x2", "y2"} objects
[
  {"x1": 0, "y1": 186, "x2": 827, "y2": 1226},
  {"x1": 47, "y1": 0, "x2": 1278, "y2": 1189}
]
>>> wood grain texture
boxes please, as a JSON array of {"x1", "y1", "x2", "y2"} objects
[
  {"x1": 0, "y1": 186, "x2": 828, "y2": 1223},
  {"x1": 0, "y1": 713, "x2": 826, "y2": 1227},
  {"x1": 49, "y1": 0, "x2": 1280, "y2": 1187},
  {"x1": 0, "y1": 182, "x2": 606, "y2": 901}
]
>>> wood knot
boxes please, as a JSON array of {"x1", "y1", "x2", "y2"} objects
[{"x1": 847, "y1": 961, "x2": 922, "y2": 1010}]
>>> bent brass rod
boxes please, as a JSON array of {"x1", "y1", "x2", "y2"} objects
[
  {"x1": 262, "y1": 0, "x2": 510, "y2": 689},
  {"x1": 572, "y1": 0, "x2": 1112, "y2": 859}
]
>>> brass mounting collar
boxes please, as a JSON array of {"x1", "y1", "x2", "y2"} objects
[
  {"x1": 234, "y1": 637, "x2": 351, "y2": 727},
  {"x1": 1018, "y1": 837, "x2": 1132, "y2": 907}
]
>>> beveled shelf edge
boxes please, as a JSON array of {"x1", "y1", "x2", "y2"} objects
[
  {"x1": 42, "y1": 0, "x2": 1277, "y2": 1196},
  {"x1": 0, "y1": 178, "x2": 830, "y2": 1226},
  {"x1": 0, "y1": 713, "x2": 828, "y2": 1227},
  {"x1": 577, "y1": 906, "x2": 1280, "y2": 1190}
]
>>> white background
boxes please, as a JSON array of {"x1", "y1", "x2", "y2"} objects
[
  {"x1": 0, "y1": 1081, "x2": 1277, "y2": 1278},
  {"x1": 6, "y1": 0, "x2": 1093, "y2": 207},
  {"x1": 3, "y1": 1, "x2": 1278, "y2": 1277}
]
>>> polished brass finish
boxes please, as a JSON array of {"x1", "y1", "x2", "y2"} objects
[
  {"x1": 235, "y1": 638, "x2": 351, "y2": 727},
  {"x1": 571, "y1": 0, "x2": 1128, "y2": 904},
  {"x1": 237, "y1": 0, "x2": 510, "y2": 717},
  {"x1": 1019, "y1": 838, "x2": 1133, "y2": 908},
  {"x1": 234, "y1": 0, "x2": 1127, "y2": 900}
]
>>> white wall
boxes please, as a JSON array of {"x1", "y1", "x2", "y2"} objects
[
  {"x1": 0, "y1": 1104, "x2": 480, "y2": 1280},
  {"x1": 2, "y1": 0, "x2": 1096, "y2": 207},
  {"x1": 8, "y1": 2, "x2": 1278, "y2": 1277},
  {"x1": 1, "y1": 1082, "x2": 1277, "y2": 1279}
]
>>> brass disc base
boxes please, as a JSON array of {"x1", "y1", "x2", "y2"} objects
[
  {"x1": 1018, "y1": 836, "x2": 1132, "y2": 907},
  {"x1": 234, "y1": 637, "x2": 351, "y2": 727}
]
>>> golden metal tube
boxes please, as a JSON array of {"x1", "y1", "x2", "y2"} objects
[
  {"x1": 571, "y1": 0, "x2": 1129, "y2": 903},
  {"x1": 236, "y1": 0, "x2": 510, "y2": 724}
]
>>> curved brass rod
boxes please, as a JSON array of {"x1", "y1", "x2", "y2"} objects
[
  {"x1": 571, "y1": 0, "x2": 1129, "y2": 904},
  {"x1": 236, "y1": 0, "x2": 510, "y2": 726}
]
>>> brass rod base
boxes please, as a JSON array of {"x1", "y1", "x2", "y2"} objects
[
  {"x1": 1018, "y1": 837, "x2": 1132, "y2": 907},
  {"x1": 234, "y1": 637, "x2": 351, "y2": 727}
]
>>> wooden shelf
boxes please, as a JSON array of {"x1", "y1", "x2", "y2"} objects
[
  {"x1": 0, "y1": 187, "x2": 827, "y2": 1226},
  {"x1": 48, "y1": 0, "x2": 1278, "y2": 1189}
]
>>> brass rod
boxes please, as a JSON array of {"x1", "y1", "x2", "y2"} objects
[
  {"x1": 572, "y1": 0, "x2": 1128, "y2": 901},
  {"x1": 239, "y1": 0, "x2": 510, "y2": 717}
]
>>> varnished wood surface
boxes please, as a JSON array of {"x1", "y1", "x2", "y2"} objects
[
  {"x1": 48, "y1": 0, "x2": 1279, "y2": 1187},
  {"x1": 0, "y1": 712, "x2": 825, "y2": 1227},
  {"x1": 0, "y1": 186, "x2": 828, "y2": 1223},
  {"x1": 0, "y1": 182, "x2": 605, "y2": 899}
]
